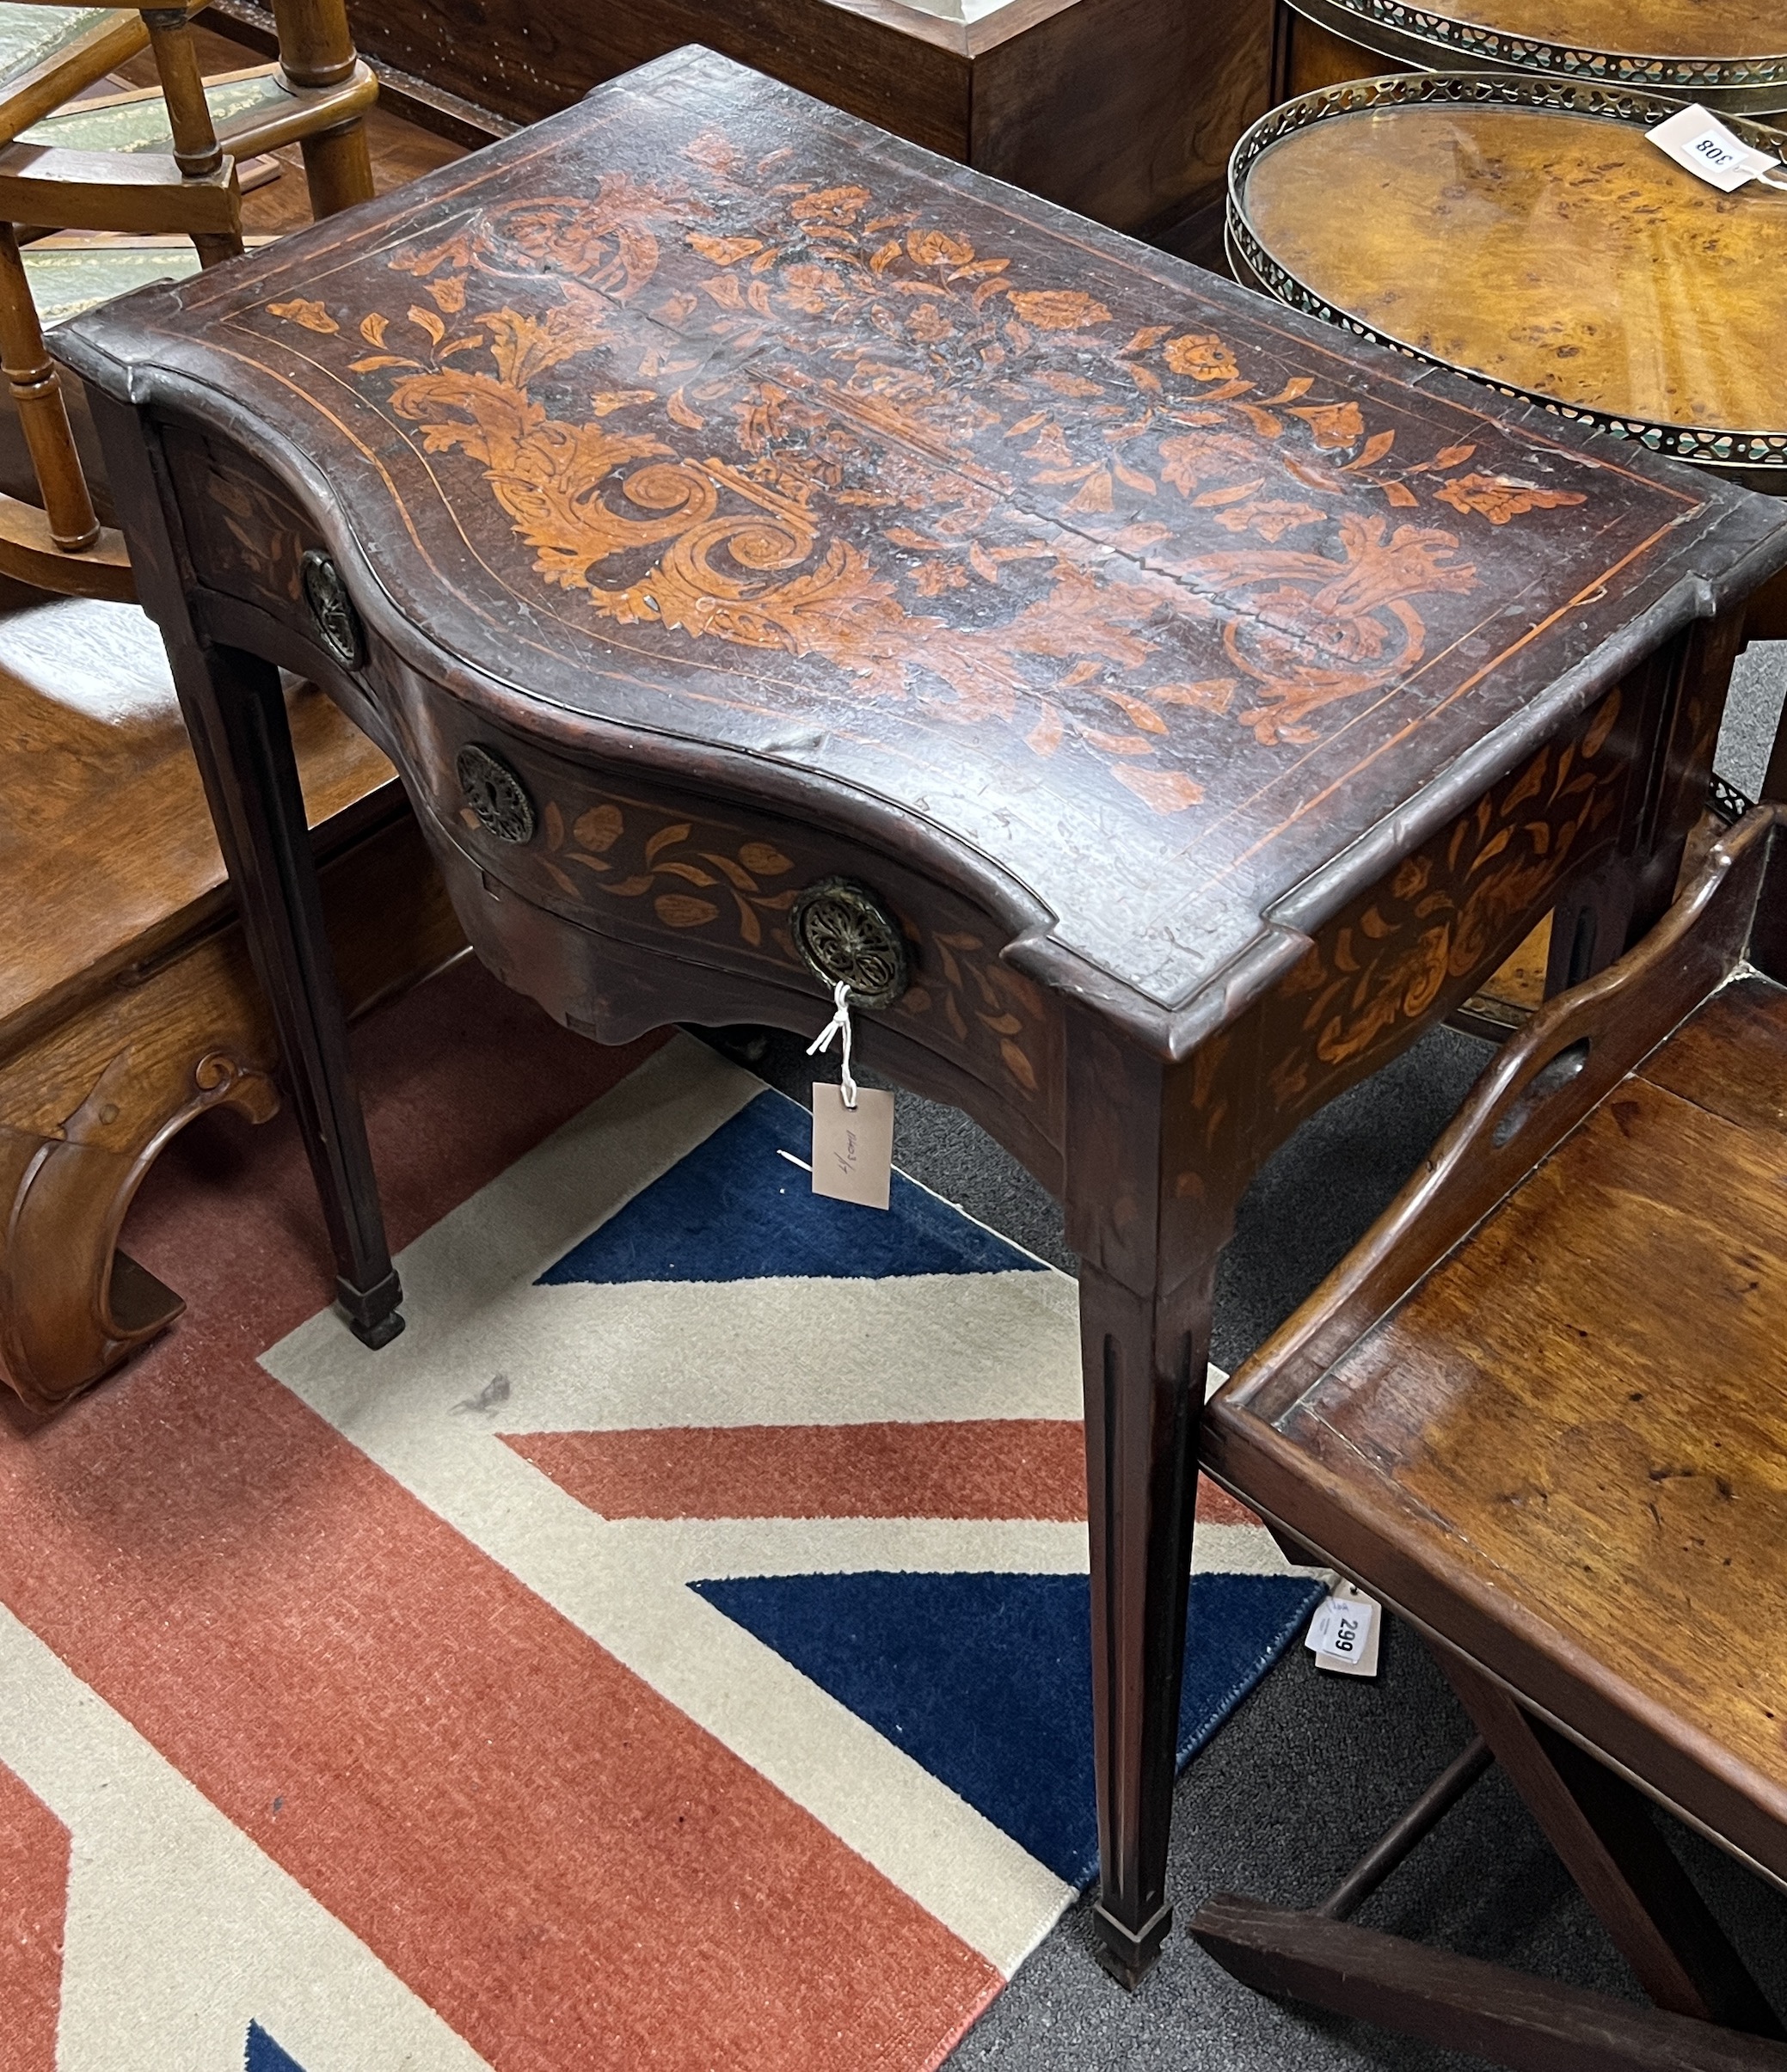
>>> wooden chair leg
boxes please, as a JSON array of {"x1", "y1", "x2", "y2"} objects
[
  {"x1": 1190, "y1": 1899, "x2": 1787, "y2": 2072},
  {"x1": 139, "y1": 7, "x2": 243, "y2": 267},
  {"x1": 1188, "y1": 1718, "x2": 1787, "y2": 2072},
  {"x1": 0, "y1": 224, "x2": 100, "y2": 552},
  {"x1": 266, "y1": 0, "x2": 376, "y2": 214},
  {"x1": 1436, "y1": 1651, "x2": 1784, "y2": 2038}
]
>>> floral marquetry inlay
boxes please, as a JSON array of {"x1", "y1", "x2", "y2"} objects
[
  {"x1": 249, "y1": 121, "x2": 1639, "y2": 817},
  {"x1": 512, "y1": 782, "x2": 1051, "y2": 1106},
  {"x1": 1263, "y1": 688, "x2": 1628, "y2": 1113},
  {"x1": 95, "y1": 50, "x2": 1736, "y2": 1015}
]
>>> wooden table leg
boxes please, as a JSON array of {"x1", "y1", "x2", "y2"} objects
[
  {"x1": 1067, "y1": 1011, "x2": 1227, "y2": 1985},
  {"x1": 89, "y1": 389, "x2": 402, "y2": 1346},
  {"x1": 1077, "y1": 1258, "x2": 1217, "y2": 1984},
  {"x1": 172, "y1": 639, "x2": 403, "y2": 1344}
]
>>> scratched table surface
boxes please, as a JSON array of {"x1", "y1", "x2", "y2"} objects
[{"x1": 59, "y1": 46, "x2": 1787, "y2": 1027}]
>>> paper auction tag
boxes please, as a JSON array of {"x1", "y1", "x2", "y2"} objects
[
  {"x1": 811, "y1": 1082, "x2": 894, "y2": 1210},
  {"x1": 1305, "y1": 1584, "x2": 1380, "y2": 1677},
  {"x1": 1648, "y1": 105, "x2": 1786, "y2": 193}
]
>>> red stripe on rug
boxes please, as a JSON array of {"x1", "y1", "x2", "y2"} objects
[
  {"x1": 0, "y1": 1762, "x2": 69, "y2": 2072},
  {"x1": 505, "y1": 1420, "x2": 1263, "y2": 1528},
  {"x1": 0, "y1": 967, "x2": 999, "y2": 2070}
]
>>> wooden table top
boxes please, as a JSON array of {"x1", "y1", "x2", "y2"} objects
[
  {"x1": 58, "y1": 48, "x2": 1787, "y2": 1036},
  {"x1": 1238, "y1": 81, "x2": 1787, "y2": 458}
]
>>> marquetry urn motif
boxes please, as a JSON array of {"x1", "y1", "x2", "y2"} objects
[
  {"x1": 99, "y1": 51, "x2": 1731, "y2": 1018},
  {"x1": 249, "y1": 124, "x2": 1621, "y2": 808}
]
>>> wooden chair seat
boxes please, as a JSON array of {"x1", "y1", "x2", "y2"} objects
[
  {"x1": 1197, "y1": 806, "x2": 1787, "y2": 2066},
  {"x1": 1246, "y1": 971, "x2": 1787, "y2": 1879}
]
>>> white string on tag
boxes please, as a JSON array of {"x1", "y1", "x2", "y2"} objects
[
  {"x1": 1649, "y1": 104, "x2": 1787, "y2": 193},
  {"x1": 806, "y1": 978, "x2": 858, "y2": 1109}
]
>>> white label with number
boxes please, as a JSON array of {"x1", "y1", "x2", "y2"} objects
[
  {"x1": 1305, "y1": 1585, "x2": 1381, "y2": 1677},
  {"x1": 1648, "y1": 105, "x2": 1784, "y2": 193}
]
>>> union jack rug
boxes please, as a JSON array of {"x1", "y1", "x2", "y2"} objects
[{"x1": 0, "y1": 970, "x2": 1319, "y2": 2072}]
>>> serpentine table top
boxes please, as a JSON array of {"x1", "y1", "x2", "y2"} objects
[
  {"x1": 54, "y1": 46, "x2": 1787, "y2": 1986},
  {"x1": 57, "y1": 46, "x2": 1787, "y2": 1046}
]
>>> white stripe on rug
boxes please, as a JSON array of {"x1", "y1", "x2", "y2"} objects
[
  {"x1": 263, "y1": 1034, "x2": 1311, "y2": 1979},
  {"x1": 0, "y1": 1605, "x2": 489, "y2": 2072}
]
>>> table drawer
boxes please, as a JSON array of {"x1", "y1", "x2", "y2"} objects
[{"x1": 399, "y1": 689, "x2": 1064, "y2": 1149}]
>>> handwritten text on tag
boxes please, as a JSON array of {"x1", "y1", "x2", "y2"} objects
[
  {"x1": 811, "y1": 1082, "x2": 894, "y2": 1210},
  {"x1": 1648, "y1": 105, "x2": 1786, "y2": 193}
]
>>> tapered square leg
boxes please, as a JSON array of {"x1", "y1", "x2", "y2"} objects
[{"x1": 1065, "y1": 1008, "x2": 1232, "y2": 1987}]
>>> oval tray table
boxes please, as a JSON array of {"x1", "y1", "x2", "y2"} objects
[
  {"x1": 56, "y1": 45, "x2": 1787, "y2": 1984},
  {"x1": 1229, "y1": 72, "x2": 1787, "y2": 655},
  {"x1": 1274, "y1": 0, "x2": 1787, "y2": 113}
]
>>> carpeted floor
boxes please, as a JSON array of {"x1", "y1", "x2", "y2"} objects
[
  {"x1": 9, "y1": 649, "x2": 1781, "y2": 2069},
  {"x1": 721, "y1": 638, "x2": 1787, "y2": 2069}
]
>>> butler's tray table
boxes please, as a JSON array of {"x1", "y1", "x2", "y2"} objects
[{"x1": 55, "y1": 47, "x2": 1787, "y2": 1984}]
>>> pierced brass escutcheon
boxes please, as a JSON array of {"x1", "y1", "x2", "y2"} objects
[
  {"x1": 300, "y1": 549, "x2": 365, "y2": 668},
  {"x1": 456, "y1": 744, "x2": 536, "y2": 844},
  {"x1": 789, "y1": 877, "x2": 909, "y2": 1008}
]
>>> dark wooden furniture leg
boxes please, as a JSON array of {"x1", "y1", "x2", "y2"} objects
[
  {"x1": 1190, "y1": 1644, "x2": 1787, "y2": 2068},
  {"x1": 1191, "y1": 1897, "x2": 1787, "y2": 2072},
  {"x1": 1438, "y1": 1652, "x2": 1784, "y2": 2037},
  {"x1": 90, "y1": 393, "x2": 401, "y2": 1345},
  {"x1": 1068, "y1": 1014, "x2": 1225, "y2": 1985},
  {"x1": 169, "y1": 638, "x2": 403, "y2": 1343}
]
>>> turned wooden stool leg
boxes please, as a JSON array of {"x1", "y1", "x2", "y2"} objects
[
  {"x1": 267, "y1": 0, "x2": 375, "y2": 215},
  {"x1": 140, "y1": 7, "x2": 244, "y2": 267},
  {"x1": 0, "y1": 225, "x2": 101, "y2": 552}
]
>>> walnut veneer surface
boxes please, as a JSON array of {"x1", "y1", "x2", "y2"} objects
[
  {"x1": 1287, "y1": 973, "x2": 1787, "y2": 1830},
  {"x1": 1419, "y1": 0, "x2": 1785, "y2": 56},
  {"x1": 1243, "y1": 101, "x2": 1787, "y2": 444},
  {"x1": 1274, "y1": 3, "x2": 1787, "y2": 122}
]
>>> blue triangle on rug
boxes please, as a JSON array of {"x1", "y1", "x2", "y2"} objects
[
  {"x1": 691, "y1": 1568, "x2": 1323, "y2": 1886},
  {"x1": 538, "y1": 1088, "x2": 1046, "y2": 1286},
  {"x1": 245, "y1": 2021, "x2": 307, "y2": 2072}
]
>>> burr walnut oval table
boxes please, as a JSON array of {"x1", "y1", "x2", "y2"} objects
[
  {"x1": 54, "y1": 46, "x2": 1787, "y2": 1983},
  {"x1": 1230, "y1": 74, "x2": 1787, "y2": 651},
  {"x1": 1272, "y1": 0, "x2": 1787, "y2": 112},
  {"x1": 1231, "y1": 76, "x2": 1787, "y2": 473}
]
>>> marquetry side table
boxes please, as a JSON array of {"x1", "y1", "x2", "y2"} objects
[{"x1": 58, "y1": 47, "x2": 1787, "y2": 1983}]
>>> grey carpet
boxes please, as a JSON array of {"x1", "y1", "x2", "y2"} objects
[{"x1": 695, "y1": 637, "x2": 1787, "y2": 2069}]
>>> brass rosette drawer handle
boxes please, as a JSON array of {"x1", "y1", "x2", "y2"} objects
[
  {"x1": 456, "y1": 744, "x2": 537, "y2": 844},
  {"x1": 789, "y1": 877, "x2": 909, "y2": 1008}
]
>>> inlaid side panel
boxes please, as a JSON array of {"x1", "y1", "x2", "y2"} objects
[{"x1": 1168, "y1": 683, "x2": 1638, "y2": 1228}]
